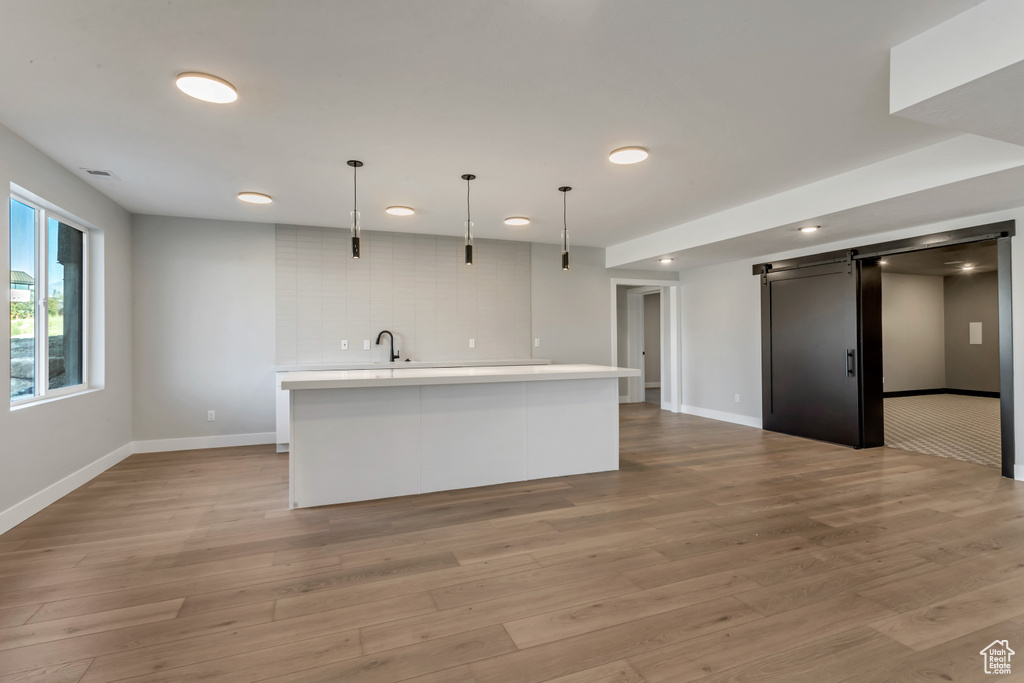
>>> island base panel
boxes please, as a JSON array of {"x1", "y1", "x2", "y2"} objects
[
  {"x1": 291, "y1": 386, "x2": 421, "y2": 508},
  {"x1": 527, "y1": 379, "x2": 619, "y2": 480},
  {"x1": 420, "y1": 383, "x2": 529, "y2": 494},
  {"x1": 289, "y1": 377, "x2": 621, "y2": 508}
]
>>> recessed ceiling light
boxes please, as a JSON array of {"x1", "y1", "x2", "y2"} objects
[
  {"x1": 962, "y1": 264, "x2": 975, "y2": 271},
  {"x1": 386, "y1": 206, "x2": 415, "y2": 216},
  {"x1": 798, "y1": 226, "x2": 820, "y2": 233},
  {"x1": 238, "y1": 192, "x2": 272, "y2": 204},
  {"x1": 659, "y1": 257, "x2": 674, "y2": 264},
  {"x1": 879, "y1": 260, "x2": 888, "y2": 265},
  {"x1": 608, "y1": 147, "x2": 649, "y2": 165},
  {"x1": 504, "y1": 217, "x2": 530, "y2": 226},
  {"x1": 176, "y1": 72, "x2": 238, "y2": 103}
]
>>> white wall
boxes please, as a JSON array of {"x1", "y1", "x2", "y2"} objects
[
  {"x1": 0, "y1": 123, "x2": 133, "y2": 525},
  {"x1": 678, "y1": 259, "x2": 762, "y2": 423},
  {"x1": 531, "y1": 243, "x2": 678, "y2": 365},
  {"x1": 132, "y1": 215, "x2": 276, "y2": 442},
  {"x1": 882, "y1": 273, "x2": 946, "y2": 392},
  {"x1": 132, "y1": 225, "x2": 663, "y2": 444},
  {"x1": 276, "y1": 225, "x2": 532, "y2": 364}
]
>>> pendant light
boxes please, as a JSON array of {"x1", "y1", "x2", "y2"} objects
[
  {"x1": 462, "y1": 174, "x2": 476, "y2": 266},
  {"x1": 559, "y1": 186, "x2": 572, "y2": 271},
  {"x1": 348, "y1": 160, "x2": 363, "y2": 259}
]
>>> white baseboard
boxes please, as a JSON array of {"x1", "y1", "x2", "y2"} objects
[
  {"x1": 681, "y1": 405, "x2": 762, "y2": 429},
  {"x1": 0, "y1": 431, "x2": 279, "y2": 534},
  {"x1": 645, "y1": 382, "x2": 661, "y2": 389},
  {"x1": 662, "y1": 400, "x2": 679, "y2": 413},
  {"x1": 133, "y1": 432, "x2": 276, "y2": 454},
  {"x1": 1014, "y1": 465, "x2": 1024, "y2": 482},
  {"x1": 619, "y1": 396, "x2": 630, "y2": 403},
  {"x1": 0, "y1": 442, "x2": 134, "y2": 535}
]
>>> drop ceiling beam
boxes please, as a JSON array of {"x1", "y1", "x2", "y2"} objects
[
  {"x1": 890, "y1": 0, "x2": 1024, "y2": 146},
  {"x1": 890, "y1": 0, "x2": 1024, "y2": 115},
  {"x1": 605, "y1": 135, "x2": 1024, "y2": 269}
]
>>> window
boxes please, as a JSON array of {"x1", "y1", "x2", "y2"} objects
[{"x1": 10, "y1": 194, "x2": 87, "y2": 404}]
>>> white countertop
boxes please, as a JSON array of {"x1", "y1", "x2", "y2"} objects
[
  {"x1": 281, "y1": 363, "x2": 639, "y2": 390},
  {"x1": 274, "y1": 359, "x2": 550, "y2": 372}
]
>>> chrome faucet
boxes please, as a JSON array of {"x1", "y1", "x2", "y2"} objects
[{"x1": 375, "y1": 330, "x2": 400, "y2": 362}]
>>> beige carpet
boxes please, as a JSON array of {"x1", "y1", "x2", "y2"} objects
[{"x1": 884, "y1": 394, "x2": 1001, "y2": 468}]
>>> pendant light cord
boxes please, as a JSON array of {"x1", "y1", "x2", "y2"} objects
[{"x1": 466, "y1": 177, "x2": 472, "y2": 240}]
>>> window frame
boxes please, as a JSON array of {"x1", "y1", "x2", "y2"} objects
[{"x1": 10, "y1": 192, "x2": 90, "y2": 406}]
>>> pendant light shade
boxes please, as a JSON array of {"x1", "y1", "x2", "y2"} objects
[
  {"x1": 559, "y1": 186, "x2": 572, "y2": 271},
  {"x1": 348, "y1": 160, "x2": 363, "y2": 259},
  {"x1": 462, "y1": 174, "x2": 476, "y2": 266}
]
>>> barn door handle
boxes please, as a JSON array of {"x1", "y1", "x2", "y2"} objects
[{"x1": 846, "y1": 349, "x2": 856, "y2": 377}]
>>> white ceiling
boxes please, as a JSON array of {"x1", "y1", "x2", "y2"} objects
[
  {"x1": 882, "y1": 241, "x2": 997, "y2": 277},
  {"x1": 0, "y1": 0, "x2": 987, "y2": 248},
  {"x1": 651, "y1": 164, "x2": 1024, "y2": 271}
]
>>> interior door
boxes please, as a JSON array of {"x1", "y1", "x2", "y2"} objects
[{"x1": 761, "y1": 260, "x2": 864, "y2": 447}]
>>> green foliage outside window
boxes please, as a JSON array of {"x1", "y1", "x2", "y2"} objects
[{"x1": 10, "y1": 301, "x2": 32, "y2": 320}]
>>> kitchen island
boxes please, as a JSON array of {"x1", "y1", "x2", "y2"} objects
[
  {"x1": 273, "y1": 359, "x2": 551, "y2": 451},
  {"x1": 282, "y1": 364, "x2": 639, "y2": 508}
]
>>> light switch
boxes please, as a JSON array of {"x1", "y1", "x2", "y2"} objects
[
  {"x1": 970, "y1": 322, "x2": 983, "y2": 345},
  {"x1": 469, "y1": 338, "x2": 476, "y2": 348},
  {"x1": 341, "y1": 340, "x2": 348, "y2": 350},
  {"x1": 534, "y1": 338, "x2": 541, "y2": 348},
  {"x1": 363, "y1": 339, "x2": 371, "y2": 350}
]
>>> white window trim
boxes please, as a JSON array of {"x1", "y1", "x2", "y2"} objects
[{"x1": 10, "y1": 192, "x2": 90, "y2": 407}]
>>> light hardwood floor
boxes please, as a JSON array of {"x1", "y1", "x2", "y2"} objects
[{"x1": 1, "y1": 404, "x2": 1024, "y2": 682}]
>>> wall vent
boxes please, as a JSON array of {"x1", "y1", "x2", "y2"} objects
[{"x1": 80, "y1": 168, "x2": 119, "y2": 180}]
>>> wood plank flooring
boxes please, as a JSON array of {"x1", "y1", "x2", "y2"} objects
[{"x1": 1, "y1": 404, "x2": 1023, "y2": 681}]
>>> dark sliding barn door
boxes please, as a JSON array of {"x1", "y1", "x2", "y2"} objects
[{"x1": 761, "y1": 257, "x2": 882, "y2": 448}]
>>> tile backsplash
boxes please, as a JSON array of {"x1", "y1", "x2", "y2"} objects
[{"x1": 276, "y1": 225, "x2": 532, "y2": 365}]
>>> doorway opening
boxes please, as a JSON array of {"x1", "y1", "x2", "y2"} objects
[
  {"x1": 644, "y1": 291, "x2": 662, "y2": 406},
  {"x1": 881, "y1": 240, "x2": 1001, "y2": 468},
  {"x1": 754, "y1": 219, "x2": 1015, "y2": 477},
  {"x1": 610, "y1": 279, "x2": 681, "y2": 411}
]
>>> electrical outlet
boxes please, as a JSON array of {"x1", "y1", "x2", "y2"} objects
[
  {"x1": 734, "y1": 394, "x2": 740, "y2": 403},
  {"x1": 469, "y1": 338, "x2": 476, "y2": 348},
  {"x1": 207, "y1": 410, "x2": 216, "y2": 422},
  {"x1": 534, "y1": 338, "x2": 541, "y2": 348},
  {"x1": 341, "y1": 339, "x2": 348, "y2": 350},
  {"x1": 363, "y1": 340, "x2": 371, "y2": 350}
]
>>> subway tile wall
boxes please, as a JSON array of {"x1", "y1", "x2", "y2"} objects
[{"x1": 276, "y1": 225, "x2": 533, "y2": 364}]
